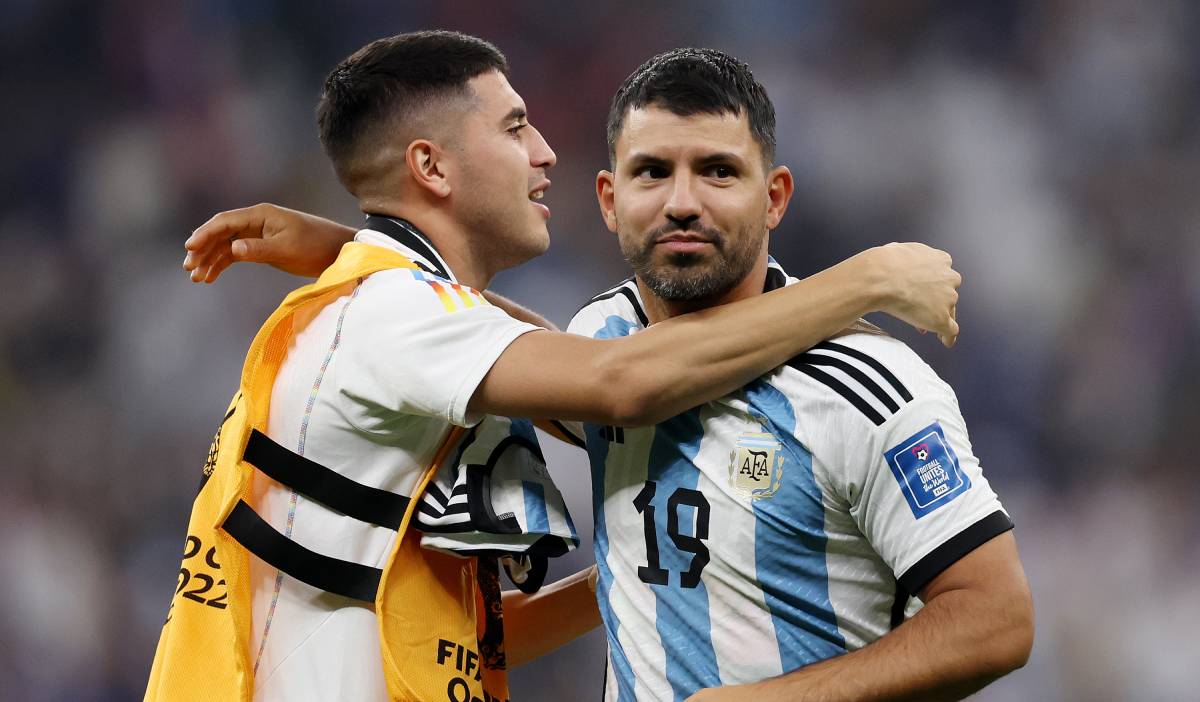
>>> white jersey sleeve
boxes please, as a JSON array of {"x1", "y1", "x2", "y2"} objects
[
  {"x1": 333, "y1": 268, "x2": 541, "y2": 428},
  {"x1": 807, "y1": 333, "x2": 1012, "y2": 596}
]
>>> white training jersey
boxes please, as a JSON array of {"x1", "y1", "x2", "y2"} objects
[
  {"x1": 247, "y1": 217, "x2": 558, "y2": 702},
  {"x1": 566, "y1": 260, "x2": 1012, "y2": 702}
]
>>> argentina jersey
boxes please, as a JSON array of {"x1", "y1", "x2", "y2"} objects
[{"x1": 566, "y1": 259, "x2": 1012, "y2": 702}]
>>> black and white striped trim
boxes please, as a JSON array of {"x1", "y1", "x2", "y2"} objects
[
  {"x1": 578, "y1": 277, "x2": 648, "y2": 328},
  {"x1": 413, "y1": 434, "x2": 545, "y2": 538},
  {"x1": 415, "y1": 480, "x2": 472, "y2": 530},
  {"x1": 787, "y1": 340, "x2": 912, "y2": 426},
  {"x1": 363, "y1": 214, "x2": 456, "y2": 281},
  {"x1": 763, "y1": 259, "x2": 788, "y2": 292}
]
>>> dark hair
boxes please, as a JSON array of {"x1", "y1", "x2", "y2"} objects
[
  {"x1": 317, "y1": 30, "x2": 508, "y2": 183},
  {"x1": 606, "y1": 48, "x2": 776, "y2": 166}
]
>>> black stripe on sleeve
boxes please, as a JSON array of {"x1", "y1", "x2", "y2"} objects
[
  {"x1": 413, "y1": 518, "x2": 476, "y2": 534},
  {"x1": 897, "y1": 510, "x2": 1015, "y2": 594},
  {"x1": 418, "y1": 500, "x2": 471, "y2": 519},
  {"x1": 549, "y1": 419, "x2": 587, "y2": 449},
  {"x1": 788, "y1": 362, "x2": 886, "y2": 426},
  {"x1": 814, "y1": 340, "x2": 913, "y2": 402},
  {"x1": 222, "y1": 500, "x2": 381, "y2": 602},
  {"x1": 242, "y1": 429, "x2": 410, "y2": 530},
  {"x1": 795, "y1": 352, "x2": 902, "y2": 413},
  {"x1": 423, "y1": 481, "x2": 450, "y2": 508}
]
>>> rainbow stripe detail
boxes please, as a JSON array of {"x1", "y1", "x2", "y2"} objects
[{"x1": 410, "y1": 269, "x2": 486, "y2": 312}]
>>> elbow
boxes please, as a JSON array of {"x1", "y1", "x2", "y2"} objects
[
  {"x1": 591, "y1": 350, "x2": 662, "y2": 426},
  {"x1": 601, "y1": 381, "x2": 660, "y2": 427},
  {"x1": 986, "y1": 588, "x2": 1035, "y2": 676}
]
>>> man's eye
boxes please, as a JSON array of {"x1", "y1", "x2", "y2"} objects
[
  {"x1": 508, "y1": 124, "x2": 527, "y2": 135},
  {"x1": 635, "y1": 165, "x2": 667, "y2": 179},
  {"x1": 708, "y1": 165, "x2": 735, "y2": 179}
]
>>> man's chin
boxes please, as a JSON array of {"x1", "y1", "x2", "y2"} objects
[
  {"x1": 519, "y1": 225, "x2": 552, "y2": 260},
  {"x1": 641, "y1": 267, "x2": 736, "y2": 302}
]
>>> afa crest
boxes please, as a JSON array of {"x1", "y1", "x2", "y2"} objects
[{"x1": 729, "y1": 430, "x2": 785, "y2": 499}]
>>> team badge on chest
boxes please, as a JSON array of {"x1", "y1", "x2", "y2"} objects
[{"x1": 729, "y1": 430, "x2": 785, "y2": 499}]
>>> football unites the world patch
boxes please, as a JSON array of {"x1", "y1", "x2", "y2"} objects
[
  {"x1": 728, "y1": 429, "x2": 785, "y2": 499},
  {"x1": 884, "y1": 422, "x2": 969, "y2": 518}
]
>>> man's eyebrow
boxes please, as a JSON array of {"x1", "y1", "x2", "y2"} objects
[
  {"x1": 695, "y1": 151, "x2": 747, "y2": 166},
  {"x1": 624, "y1": 153, "x2": 671, "y2": 169},
  {"x1": 500, "y1": 107, "x2": 527, "y2": 124}
]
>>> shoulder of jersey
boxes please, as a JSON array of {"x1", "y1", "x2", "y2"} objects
[
  {"x1": 567, "y1": 277, "x2": 648, "y2": 335},
  {"x1": 780, "y1": 328, "x2": 938, "y2": 429},
  {"x1": 358, "y1": 266, "x2": 487, "y2": 314}
]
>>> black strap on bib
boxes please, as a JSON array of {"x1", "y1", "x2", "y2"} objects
[
  {"x1": 220, "y1": 430, "x2": 416, "y2": 603},
  {"x1": 242, "y1": 429, "x2": 410, "y2": 529},
  {"x1": 223, "y1": 500, "x2": 382, "y2": 601}
]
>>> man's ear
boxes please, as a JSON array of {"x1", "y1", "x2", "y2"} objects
[
  {"x1": 765, "y1": 165, "x2": 794, "y2": 230},
  {"x1": 406, "y1": 139, "x2": 452, "y2": 198},
  {"x1": 596, "y1": 169, "x2": 618, "y2": 233}
]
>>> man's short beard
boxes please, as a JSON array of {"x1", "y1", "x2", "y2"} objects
[{"x1": 621, "y1": 222, "x2": 764, "y2": 302}]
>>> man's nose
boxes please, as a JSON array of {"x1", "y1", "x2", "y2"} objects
[
  {"x1": 664, "y1": 174, "x2": 701, "y2": 222},
  {"x1": 529, "y1": 125, "x2": 556, "y2": 170},
  {"x1": 666, "y1": 213, "x2": 700, "y2": 230}
]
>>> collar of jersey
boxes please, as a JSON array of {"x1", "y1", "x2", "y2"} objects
[
  {"x1": 763, "y1": 256, "x2": 789, "y2": 292},
  {"x1": 359, "y1": 214, "x2": 457, "y2": 282},
  {"x1": 610, "y1": 256, "x2": 790, "y2": 330}
]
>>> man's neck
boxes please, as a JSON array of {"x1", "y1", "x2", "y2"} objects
[
  {"x1": 363, "y1": 204, "x2": 495, "y2": 290},
  {"x1": 637, "y1": 255, "x2": 770, "y2": 325}
]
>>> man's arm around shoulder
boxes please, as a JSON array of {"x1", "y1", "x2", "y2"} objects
[{"x1": 469, "y1": 243, "x2": 963, "y2": 426}]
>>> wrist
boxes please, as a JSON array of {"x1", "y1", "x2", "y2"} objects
[{"x1": 845, "y1": 247, "x2": 893, "y2": 314}]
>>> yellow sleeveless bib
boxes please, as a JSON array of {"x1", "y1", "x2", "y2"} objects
[{"x1": 145, "y1": 242, "x2": 509, "y2": 702}]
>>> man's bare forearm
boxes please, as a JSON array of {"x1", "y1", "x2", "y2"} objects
[
  {"x1": 501, "y1": 567, "x2": 600, "y2": 667},
  {"x1": 473, "y1": 245, "x2": 958, "y2": 425},
  {"x1": 594, "y1": 250, "x2": 891, "y2": 425},
  {"x1": 728, "y1": 592, "x2": 1028, "y2": 701},
  {"x1": 687, "y1": 534, "x2": 1033, "y2": 702}
]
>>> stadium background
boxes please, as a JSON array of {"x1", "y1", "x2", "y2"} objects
[{"x1": 2, "y1": 1, "x2": 1197, "y2": 700}]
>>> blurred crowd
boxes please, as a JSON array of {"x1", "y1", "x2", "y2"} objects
[{"x1": 1, "y1": 1, "x2": 1197, "y2": 700}]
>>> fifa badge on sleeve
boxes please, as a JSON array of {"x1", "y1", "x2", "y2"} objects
[
  {"x1": 884, "y1": 421, "x2": 970, "y2": 518},
  {"x1": 729, "y1": 428, "x2": 785, "y2": 500}
]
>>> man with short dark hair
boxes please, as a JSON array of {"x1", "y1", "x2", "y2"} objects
[
  {"x1": 574, "y1": 48, "x2": 1032, "y2": 702},
  {"x1": 156, "y1": 31, "x2": 965, "y2": 702}
]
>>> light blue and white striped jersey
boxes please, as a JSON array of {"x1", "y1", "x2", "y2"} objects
[{"x1": 566, "y1": 260, "x2": 1012, "y2": 702}]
